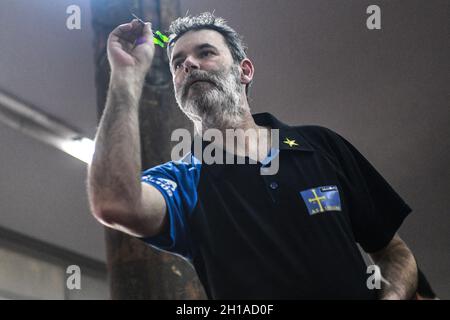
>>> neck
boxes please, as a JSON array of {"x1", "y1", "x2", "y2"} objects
[
  {"x1": 198, "y1": 107, "x2": 272, "y2": 162},
  {"x1": 230, "y1": 115, "x2": 272, "y2": 162}
]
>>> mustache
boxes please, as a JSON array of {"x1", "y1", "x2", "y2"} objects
[{"x1": 180, "y1": 70, "x2": 224, "y2": 98}]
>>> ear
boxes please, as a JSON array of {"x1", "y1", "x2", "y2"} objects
[{"x1": 239, "y1": 58, "x2": 254, "y2": 85}]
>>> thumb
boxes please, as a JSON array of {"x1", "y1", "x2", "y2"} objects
[{"x1": 135, "y1": 22, "x2": 153, "y2": 46}]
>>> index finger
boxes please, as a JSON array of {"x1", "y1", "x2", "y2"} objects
[{"x1": 110, "y1": 22, "x2": 133, "y2": 38}]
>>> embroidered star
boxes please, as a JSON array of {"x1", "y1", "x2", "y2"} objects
[{"x1": 283, "y1": 137, "x2": 299, "y2": 147}]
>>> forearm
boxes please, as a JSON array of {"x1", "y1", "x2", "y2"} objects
[
  {"x1": 374, "y1": 241, "x2": 418, "y2": 300},
  {"x1": 88, "y1": 71, "x2": 145, "y2": 215}
]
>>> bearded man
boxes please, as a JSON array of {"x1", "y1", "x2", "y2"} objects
[{"x1": 88, "y1": 12, "x2": 419, "y2": 300}]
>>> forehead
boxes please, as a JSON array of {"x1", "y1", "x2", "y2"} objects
[{"x1": 170, "y1": 29, "x2": 232, "y2": 60}]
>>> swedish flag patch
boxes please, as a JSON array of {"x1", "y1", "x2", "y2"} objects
[{"x1": 300, "y1": 185, "x2": 342, "y2": 215}]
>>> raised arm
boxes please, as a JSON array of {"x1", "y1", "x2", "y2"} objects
[{"x1": 87, "y1": 19, "x2": 167, "y2": 238}]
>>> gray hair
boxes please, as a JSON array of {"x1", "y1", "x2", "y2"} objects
[{"x1": 167, "y1": 12, "x2": 252, "y2": 95}]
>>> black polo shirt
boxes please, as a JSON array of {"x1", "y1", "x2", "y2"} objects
[{"x1": 140, "y1": 112, "x2": 412, "y2": 299}]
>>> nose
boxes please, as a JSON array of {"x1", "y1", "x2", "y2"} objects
[{"x1": 183, "y1": 56, "x2": 200, "y2": 73}]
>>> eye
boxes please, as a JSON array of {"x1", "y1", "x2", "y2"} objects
[
  {"x1": 173, "y1": 60, "x2": 182, "y2": 70},
  {"x1": 200, "y1": 50, "x2": 214, "y2": 58}
]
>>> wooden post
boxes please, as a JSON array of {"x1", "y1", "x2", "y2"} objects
[{"x1": 90, "y1": 0, "x2": 206, "y2": 299}]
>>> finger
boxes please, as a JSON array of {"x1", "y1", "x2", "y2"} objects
[
  {"x1": 110, "y1": 22, "x2": 133, "y2": 37},
  {"x1": 141, "y1": 22, "x2": 153, "y2": 37},
  {"x1": 135, "y1": 22, "x2": 154, "y2": 46},
  {"x1": 110, "y1": 21, "x2": 146, "y2": 45},
  {"x1": 131, "y1": 19, "x2": 143, "y2": 29},
  {"x1": 108, "y1": 24, "x2": 133, "y2": 45}
]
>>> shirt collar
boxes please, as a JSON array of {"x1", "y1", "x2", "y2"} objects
[
  {"x1": 252, "y1": 112, "x2": 315, "y2": 152},
  {"x1": 188, "y1": 112, "x2": 315, "y2": 177}
]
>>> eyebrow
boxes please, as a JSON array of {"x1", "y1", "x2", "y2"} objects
[{"x1": 171, "y1": 43, "x2": 219, "y2": 66}]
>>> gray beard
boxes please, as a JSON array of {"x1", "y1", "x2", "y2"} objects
[{"x1": 175, "y1": 64, "x2": 248, "y2": 132}]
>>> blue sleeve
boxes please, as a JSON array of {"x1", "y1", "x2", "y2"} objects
[{"x1": 139, "y1": 153, "x2": 201, "y2": 261}]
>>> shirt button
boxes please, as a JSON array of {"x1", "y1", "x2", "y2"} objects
[{"x1": 269, "y1": 182, "x2": 278, "y2": 190}]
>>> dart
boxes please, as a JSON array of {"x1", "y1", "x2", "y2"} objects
[{"x1": 131, "y1": 13, "x2": 170, "y2": 48}]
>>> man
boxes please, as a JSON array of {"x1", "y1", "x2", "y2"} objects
[{"x1": 88, "y1": 12, "x2": 418, "y2": 299}]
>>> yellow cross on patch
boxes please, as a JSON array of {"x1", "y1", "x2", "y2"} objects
[
  {"x1": 283, "y1": 137, "x2": 299, "y2": 147},
  {"x1": 308, "y1": 189, "x2": 326, "y2": 212}
]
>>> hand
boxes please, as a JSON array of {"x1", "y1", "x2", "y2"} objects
[{"x1": 107, "y1": 19, "x2": 155, "y2": 81}]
